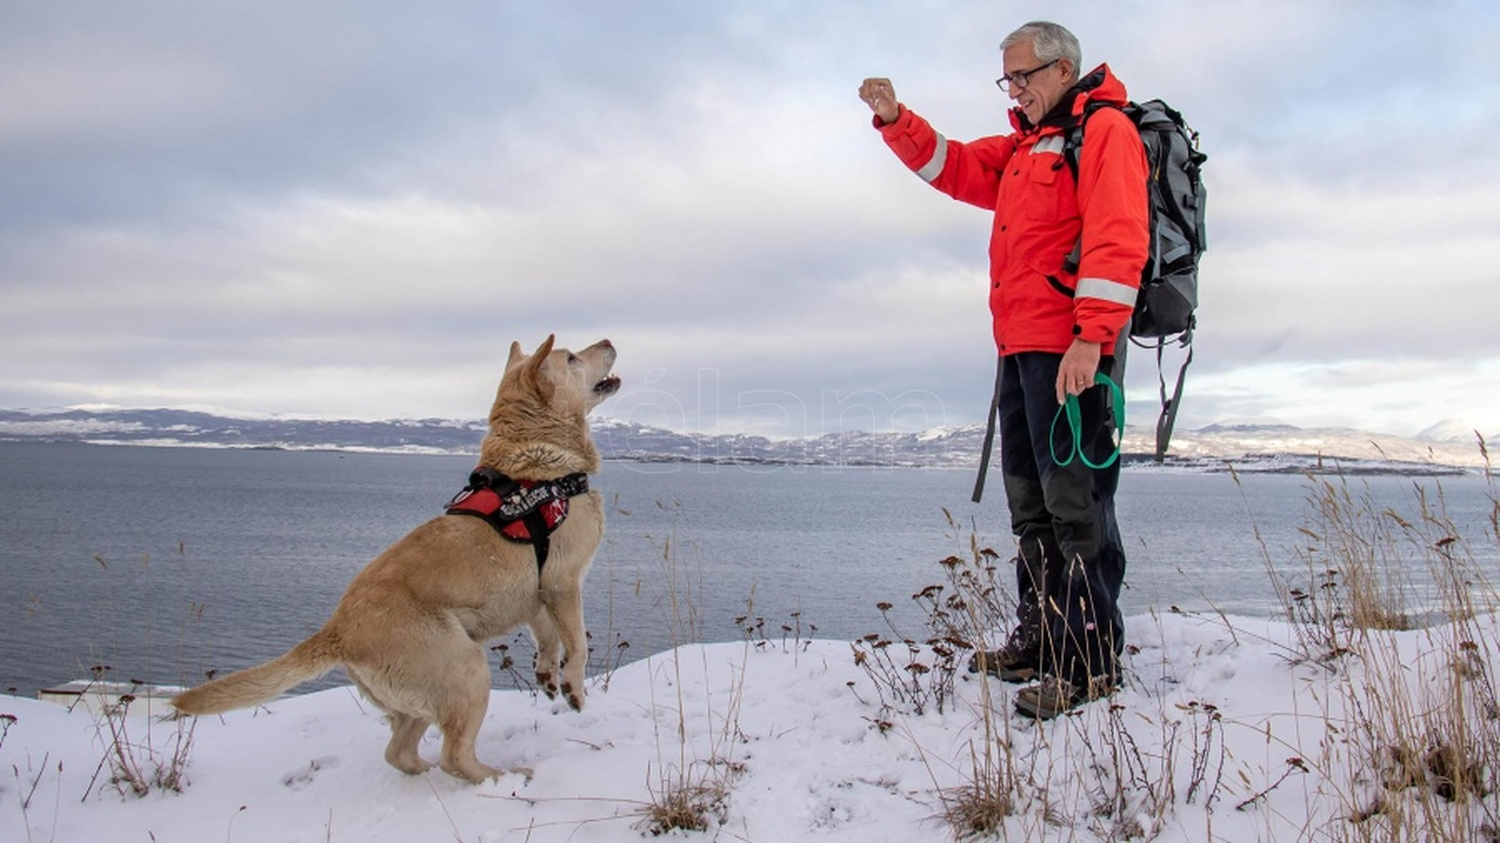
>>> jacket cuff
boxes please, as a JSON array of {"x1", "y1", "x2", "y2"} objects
[
  {"x1": 1074, "y1": 322, "x2": 1118, "y2": 347},
  {"x1": 872, "y1": 104, "x2": 909, "y2": 131}
]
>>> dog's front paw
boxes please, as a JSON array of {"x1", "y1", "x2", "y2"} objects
[
  {"x1": 536, "y1": 670, "x2": 560, "y2": 700},
  {"x1": 561, "y1": 682, "x2": 585, "y2": 711}
]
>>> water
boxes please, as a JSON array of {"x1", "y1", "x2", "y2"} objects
[{"x1": 0, "y1": 442, "x2": 1495, "y2": 697}]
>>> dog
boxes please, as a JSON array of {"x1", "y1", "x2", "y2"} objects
[{"x1": 171, "y1": 336, "x2": 619, "y2": 783}]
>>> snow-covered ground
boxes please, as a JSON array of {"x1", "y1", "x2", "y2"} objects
[{"x1": 4, "y1": 610, "x2": 1497, "y2": 841}]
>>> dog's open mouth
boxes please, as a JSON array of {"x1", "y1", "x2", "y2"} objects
[{"x1": 593, "y1": 374, "x2": 621, "y2": 396}]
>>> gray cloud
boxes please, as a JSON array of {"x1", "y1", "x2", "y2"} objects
[{"x1": 2, "y1": 1, "x2": 1498, "y2": 437}]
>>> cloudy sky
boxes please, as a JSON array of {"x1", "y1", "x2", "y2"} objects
[{"x1": 3, "y1": 1, "x2": 1497, "y2": 439}]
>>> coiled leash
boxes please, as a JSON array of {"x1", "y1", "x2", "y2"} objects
[
  {"x1": 970, "y1": 367, "x2": 1128, "y2": 502},
  {"x1": 1050, "y1": 372, "x2": 1126, "y2": 470}
]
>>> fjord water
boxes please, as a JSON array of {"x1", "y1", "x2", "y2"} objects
[{"x1": 0, "y1": 442, "x2": 1494, "y2": 697}]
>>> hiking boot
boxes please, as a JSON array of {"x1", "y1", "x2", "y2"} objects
[
  {"x1": 966, "y1": 633, "x2": 1040, "y2": 683},
  {"x1": 1013, "y1": 675, "x2": 1117, "y2": 720}
]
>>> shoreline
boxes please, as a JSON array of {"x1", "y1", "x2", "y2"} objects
[{"x1": 0, "y1": 437, "x2": 1479, "y2": 477}]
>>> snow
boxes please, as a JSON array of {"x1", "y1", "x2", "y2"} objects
[
  {"x1": 6, "y1": 407, "x2": 1495, "y2": 471},
  {"x1": 4, "y1": 611, "x2": 1498, "y2": 841}
]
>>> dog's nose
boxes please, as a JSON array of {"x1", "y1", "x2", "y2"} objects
[{"x1": 598, "y1": 339, "x2": 613, "y2": 349}]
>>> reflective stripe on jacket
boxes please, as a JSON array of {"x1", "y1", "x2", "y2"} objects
[{"x1": 876, "y1": 64, "x2": 1149, "y2": 355}]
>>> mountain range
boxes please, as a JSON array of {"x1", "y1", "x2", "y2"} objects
[{"x1": 0, "y1": 407, "x2": 1493, "y2": 475}]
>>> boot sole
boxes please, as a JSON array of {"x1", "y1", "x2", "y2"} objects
[
  {"x1": 1013, "y1": 695, "x2": 1075, "y2": 720},
  {"x1": 1013, "y1": 683, "x2": 1117, "y2": 720},
  {"x1": 993, "y1": 665, "x2": 1037, "y2": 683},
  {"x1": 967, "y1": 660, "x2": 1038, "y2": 684}
]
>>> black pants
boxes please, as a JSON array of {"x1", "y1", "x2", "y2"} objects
[{"x1": 997, "y1": 351, "x2": 1126, "y2": 685}]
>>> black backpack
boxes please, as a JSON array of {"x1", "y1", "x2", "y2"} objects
[{"x1": 1063, "y1": 99, "x2": 1207, "y2": 462}]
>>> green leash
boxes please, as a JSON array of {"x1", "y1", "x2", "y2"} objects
[{"x1": 1050, "y1": 372, "x2": 1126, "y2": 470}]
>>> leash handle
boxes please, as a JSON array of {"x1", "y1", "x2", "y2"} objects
[{"x1": 1050, "y1": 372, "x2": 1125, "y2": 470}]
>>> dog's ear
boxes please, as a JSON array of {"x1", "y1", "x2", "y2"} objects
[
  {"x1": 518, "y1": 334, "x2": 557, "y2": 401},
  {"x1": 506, "y1": 341, "x2": 525, "y2": 370}
]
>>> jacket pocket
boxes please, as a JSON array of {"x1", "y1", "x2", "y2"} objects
[
  {"x1": 1022, "y1": 156, "x2": 1066, "y2": 222},
  {"x1": 1027, "y1": 255, "x2": 1076, "y2": 299}
]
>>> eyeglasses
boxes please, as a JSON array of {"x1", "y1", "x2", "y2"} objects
[{"x1": 995, "y1": 59, "x2": 1059, "y2": 93}]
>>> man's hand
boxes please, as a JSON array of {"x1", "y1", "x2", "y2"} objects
[
  {"x1": 1056, "y1": 339, "x2": 1103, "y2": 404},
  {"x1": 859, "y1": 78, "x2": 900, "y2": 125}
]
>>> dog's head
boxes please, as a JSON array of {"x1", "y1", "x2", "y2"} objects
[
  {"x1": 501, "y1": 335, "x2": 619, "y2": 414},
  {"x1": 483, "y1": 336, "x2": 620, "y2": 476}
]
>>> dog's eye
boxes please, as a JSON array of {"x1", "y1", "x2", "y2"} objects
[{"x1": 566, "y1": 353, "x2": 579, "y2": 365}]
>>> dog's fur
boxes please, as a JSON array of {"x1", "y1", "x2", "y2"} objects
[{"x1": 171, "y1": 336, "x2": 619, "y2": 783}]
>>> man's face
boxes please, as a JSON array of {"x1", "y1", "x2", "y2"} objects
[{"x1": 1002, "y1": 40, "x2": 1071, "y2": 126}]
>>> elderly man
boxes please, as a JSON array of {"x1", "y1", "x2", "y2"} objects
[{"x1": 860, "y1": 21, "x2": 1147, "y2": 718}]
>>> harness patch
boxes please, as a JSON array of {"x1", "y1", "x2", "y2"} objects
[{"x1": 445, "y1": 467, "x2": 589, "y2": 569}]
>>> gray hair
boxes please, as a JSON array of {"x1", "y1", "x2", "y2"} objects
[{"x1": 1001, "y1": 21, "x2": 1082, "y2": 82}]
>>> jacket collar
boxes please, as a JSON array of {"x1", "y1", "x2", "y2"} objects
[{"x1": 1008, "y1": 63, "x2": 1130, "y2": 135}]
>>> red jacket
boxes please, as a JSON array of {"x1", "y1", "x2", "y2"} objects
[{"x1": 877, "y1": 64, "x2": 1149, "y2": 355}]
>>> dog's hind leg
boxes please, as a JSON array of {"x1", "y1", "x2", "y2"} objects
[
  {"x1": 349, "y1": 672, "x2": 435, "y2": 776},
  {"x1": 384, "y1": 712, "x2": 434, "y2": 775},
  {"x1": 434, "y1": 642, "x2": 504, "y2": 783},
  {"x1": 528, "y1": 609, "x2": 564, "y2": 701}
]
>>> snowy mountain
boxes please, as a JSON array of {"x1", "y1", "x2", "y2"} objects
[
  {"x1": 0, "y1": 408, "x2": 1492, "y2": 474},
  {"x1": 1418, "y1": 417, "x2": 1498, "y2": 444},
  {"x1": 0, "y1": 407, "x2": 486, "y2": 454}
]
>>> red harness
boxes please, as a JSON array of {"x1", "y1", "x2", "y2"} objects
[{"x1": 445, "y1": 467, "x2": 589, "y2": 569}]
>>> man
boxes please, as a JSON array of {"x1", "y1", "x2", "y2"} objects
[{"x1": 860, "y1": 21, "x2": 1146, "y2": 718}]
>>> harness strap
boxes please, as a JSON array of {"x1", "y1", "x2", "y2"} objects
[
  {"x1": 522, "y1": 510, "x2": 552, "y2": 569},
  {"x1": 445, "y1": 468, "x2": 589, "y2": 571}
]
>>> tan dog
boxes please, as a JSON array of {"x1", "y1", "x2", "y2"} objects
[{"x1": 171, "y1": 336, "x2": 619, "y2": 783}]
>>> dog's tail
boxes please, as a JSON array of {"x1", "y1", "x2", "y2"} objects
[{"x1": 171, "y1": 629, "x2": 342, "y2": 715}]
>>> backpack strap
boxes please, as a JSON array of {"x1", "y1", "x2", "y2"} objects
[
  {"x1": 971, "y1": 353, "x2": 1005, "y2": 503},
  {"x1": 1059, "y1": 102, "x2": 1119, "y2": 276},
  {"x1": 1150, "y1": 337, "x2": 1192, "y2": 462},
  {"x1": 1059, "y1": 101, "x2": 1117, "y2": 180}
]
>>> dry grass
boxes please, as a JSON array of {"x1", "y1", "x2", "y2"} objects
[
  {"x1": 1279, "y1": 452, "x2": 1500, "y2": 841},
  {"x1": 851, "y1": 509, "x2": 1008, "y2": 718},
  {"x1": 639, "y1": 775, "x2": 730, "y2": 836},
  {"x1": 78, "y1": 549, "x2": 202, "y2": 799},
  {"x1": 882, "y1": 446, "x2": 1500, "y2": 841},
  {"x1": 634, "y1": 500, "x2": 746, "y2": 836},
  {"x1": 82, "y1": 675, "x2": 197, "y2": 799}
]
